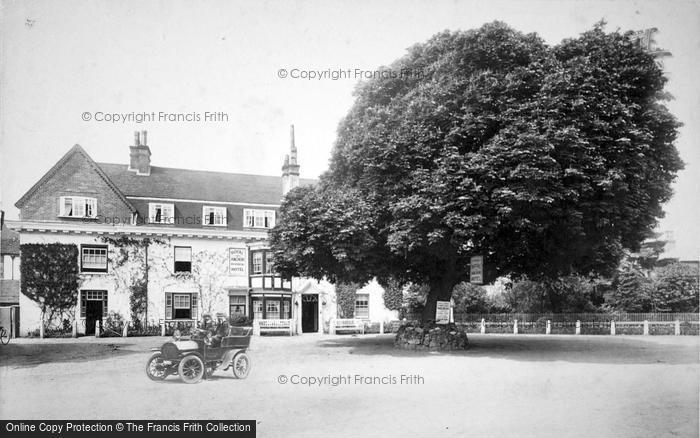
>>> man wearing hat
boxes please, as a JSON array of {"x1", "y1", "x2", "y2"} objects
[{"x1": 209, "y1": 313, "x2": 229, "y2": 348}]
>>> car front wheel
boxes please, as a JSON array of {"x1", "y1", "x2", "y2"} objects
[
  {"x1": 178, "y1": 355, "x2": 205, "y2": 384},
  {"x1": 232, "y1": 352, "x2": 251, "y2": 379},
  {"x1": 146, "y1": 352, "x2": 168, "y2": 381}
]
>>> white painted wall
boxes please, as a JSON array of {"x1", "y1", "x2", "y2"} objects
[{"x1": 17, "y1": 231, "x2": 252, "y2": 335}]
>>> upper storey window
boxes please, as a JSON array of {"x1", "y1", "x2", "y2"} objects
[
  {"x1": 59, "y1": 196, "x2": 97, "y2": 218},
  {"x1": 243, "y1": 209, "x2": 275, "y2": 229},
  {"x1": 203, "y1": 206, "x2": 227, "y2": 226},
  {"x1": 149, "y1": 203, "x2": 174, "y2": 224}
]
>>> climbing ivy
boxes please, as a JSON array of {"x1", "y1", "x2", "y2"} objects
[
  {"x1": 20, "y1": 243, "x2": 80, "y2": 323},
  {"x1": 100, "y1": 236, "x2": 162, "y2": 329}
]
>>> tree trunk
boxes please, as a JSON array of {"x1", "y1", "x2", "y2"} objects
[
  {"x1": 40, "y1": 310, "x2": 45, "y2": 339},
  {"x1": 422, "y1": 270, "x2": 459, "y2": 322}
]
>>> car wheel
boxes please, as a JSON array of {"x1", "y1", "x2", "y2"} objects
[
  {"x1": 232, "y1": 352, "x2": 251, "y2": 379},
  {"x1": 146, "y1": 352, "x2": 168, "y2": 381},
  {"x1": 178, "y1": 355, "x2": 204, "y2": 384}
]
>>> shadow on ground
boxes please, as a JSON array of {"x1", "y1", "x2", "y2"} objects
[
  {"x1": 316, "y1": 334, "x2": 700, "y2": 365},
  {"x1": 0, "y1": 342, "x2": 147, "y2": 368}
]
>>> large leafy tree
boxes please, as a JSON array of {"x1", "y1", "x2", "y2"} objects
[{"x1": 271, "y1": 21, "x2": 683, "y2": 321}]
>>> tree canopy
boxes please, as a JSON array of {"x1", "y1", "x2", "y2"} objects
[{"x1": 270, "y1": 21, "x2": 683, "y2": 320}]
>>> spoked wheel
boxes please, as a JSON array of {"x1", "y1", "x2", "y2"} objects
[
  {"x1": 178, "y1": 355, "x2": 205, "y2": 384},
  {"x1": 145, "y1": 352, "x2": 167, "y2": 381},
  {"x1": 0, "y1": 328, "x2": 10, "y2": 345},
  {"x1": 232, "y1": 352, "x2": 251, "y2": 379}
]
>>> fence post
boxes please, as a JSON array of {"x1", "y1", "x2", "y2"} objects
[
  {"x1": 72, "y1": 319, "x2": 78, "y2": 338},
  {"x1": 161, "y1": 321, "x2": 166, "y2": 337},
  {"x1": 675, "y1": 320, "x2": 680, "y2": 336},
  {"x1": 513, "y1": 319, "x2": 518, "y2": 335},
  {"x1": 122, "y1": 320, "x2": 129, "y2": 337},
  {"x1": 480, "y1": 318, "x2": 485, "y2": 334},
  {"x1": 643, "y1": 320, "x2": 649, "y2": 335},
  {"x1": 546, "y1": 320, "x2": 551, "y2": 335},
  {"x1": 379, "y1": 321, "x2": 384, "y2": 335},
  {"x1": 610, "y1": 320, "x2": 615, "y2": 336},
  {"x1": 95, "y1": 320, "x2": 101, "y2": 338},
  {"x1": 575, "y1": 320, "x2": 580, "y2": 335}
]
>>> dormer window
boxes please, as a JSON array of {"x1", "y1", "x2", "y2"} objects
[
  {"x1": 59, "y1": 196, "x2": 97, "y2": 218},
  {"x1": 148, "y1": 203, "x2": 174, "y2": 224},
  {"x1": 203, "y1": 206, "x2": 227, "y2": 226},
  {"x1": 243, "y1": 209, "x2": 276, "y2": 229}
]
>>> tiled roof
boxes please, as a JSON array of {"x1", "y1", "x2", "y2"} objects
[{"x1": 98, "y1": 163, "x2": 316, "y2": 205}]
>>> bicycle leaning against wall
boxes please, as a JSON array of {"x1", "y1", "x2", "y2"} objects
[{"x1": 0, "y1": 325, "x2": 10, "y2": 344}]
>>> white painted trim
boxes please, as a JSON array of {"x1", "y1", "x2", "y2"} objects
[
  {"x1": 5, "y1": 220, "x2": 269, "y2": 241},
  {"x1": 126, "y1": 196, "x2": 281, "y2": 208}
]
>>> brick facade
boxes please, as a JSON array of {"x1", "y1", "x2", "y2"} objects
[{"x1": 18, "y1": 149, "x2": 134, "y2": 223}]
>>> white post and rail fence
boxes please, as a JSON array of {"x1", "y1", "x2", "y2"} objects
[{"x1": 404, "y1": 312, "x2": 699, "y2": 336}]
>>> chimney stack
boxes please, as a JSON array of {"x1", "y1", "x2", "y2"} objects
[
  {"x1": 129, "y1": 130, "x2": 151, "y2": 176},
  {"x1": 282, "y1": 125, "x2": 300, "y2": 196}
]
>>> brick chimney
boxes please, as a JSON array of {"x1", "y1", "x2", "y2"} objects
[
  {"x1": 129, "y1": 130, "x2": 151, "y2": 176},
  {"x1": 282, "y1": 125, "x2": 300, "y2": 196}
]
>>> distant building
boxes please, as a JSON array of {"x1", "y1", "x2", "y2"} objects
[{"x1": 0, "y1": 223, "x2": 20, "y2": 337}]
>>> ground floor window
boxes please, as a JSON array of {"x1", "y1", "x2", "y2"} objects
[
  {"x1": 80, "y1": 290, "x2": 108, "y2": 318},
  {"x1": 230, "y1": 295, "x2": 247, "y2": 316},
  {"x1": 251, "y1": 296, "x2": 292, "y2": 319},
  {"x1": 355, "y1": 293, "x2": 369, "y2": 319},
  {"x1": 266, "y1": 300, "x2": 280, "y2": 319},
  {"x1": 252, "y1": 299, "x2": 263, "y2": 320},
  {"x1": 165, "y1": 292, "x2": 198, "y2": 320}
]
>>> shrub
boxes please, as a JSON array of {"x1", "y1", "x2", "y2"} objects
[
  {"x1": 101, "y1": 312, "x2": 125, "y2": 337},
  {"x1": 228, "y1": 314, "x2": 253, "y2": 327}
]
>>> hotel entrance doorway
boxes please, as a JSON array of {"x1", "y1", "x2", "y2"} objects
[{"x1": 301, "y1": 294, "x2": 318, "y2": 333}]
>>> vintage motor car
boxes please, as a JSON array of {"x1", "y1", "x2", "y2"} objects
[{"x1": 146, "y1": 325, "x2": 252, "y2": 383}]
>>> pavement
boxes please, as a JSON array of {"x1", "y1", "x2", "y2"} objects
[{"x1": 1, "y1": 333, "x2": 698, "y2": 438}]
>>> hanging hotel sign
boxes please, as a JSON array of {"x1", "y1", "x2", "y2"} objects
[
  {"x1": 435, "y1": 301, "x2": 451, "y2": 324},
  {"x1": 228, "y1": 248, "x2": 247, "y2": 275},
  {"x1": 470, "y1": 255, "x2": 484, "y2": 285}
]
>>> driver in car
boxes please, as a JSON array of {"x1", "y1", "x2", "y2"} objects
[{"x1": 210, "y1": 313, "x2": 229, "y2": 347}]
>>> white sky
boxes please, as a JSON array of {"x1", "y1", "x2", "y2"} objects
[{"x1": 1, "y1": 0, "x2": 698, "y2": 259}]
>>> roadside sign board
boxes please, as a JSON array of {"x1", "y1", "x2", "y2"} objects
[
  {"x1": 470, "y1": 255, "x2": 484, "y2": 284},
  {"x1": 435, "y1": 301, "x2": 451, "y2": 324}
]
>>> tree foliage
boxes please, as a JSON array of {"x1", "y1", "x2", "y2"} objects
[
  {"x1": 653, "y1": 262, "x2": 699, "y2": 312},
  {"x1": 20, "y1": 243, "x2": 80, "y2": 321},
  {"x1": 380, "y1": 277, "x2": 404, "y2": 311},
  {"x1": 270, "y1": 21, "x2": 683, "y2": 320},
  {"x1": 505, "y1": 276, "x2": 603, "y2": 313},
  {"x1": 335, "y1": 282, "x2": 359, "y2": 318},
  {"x1": 452, "y1": 282, "x2": 490, "y2": 313}
]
